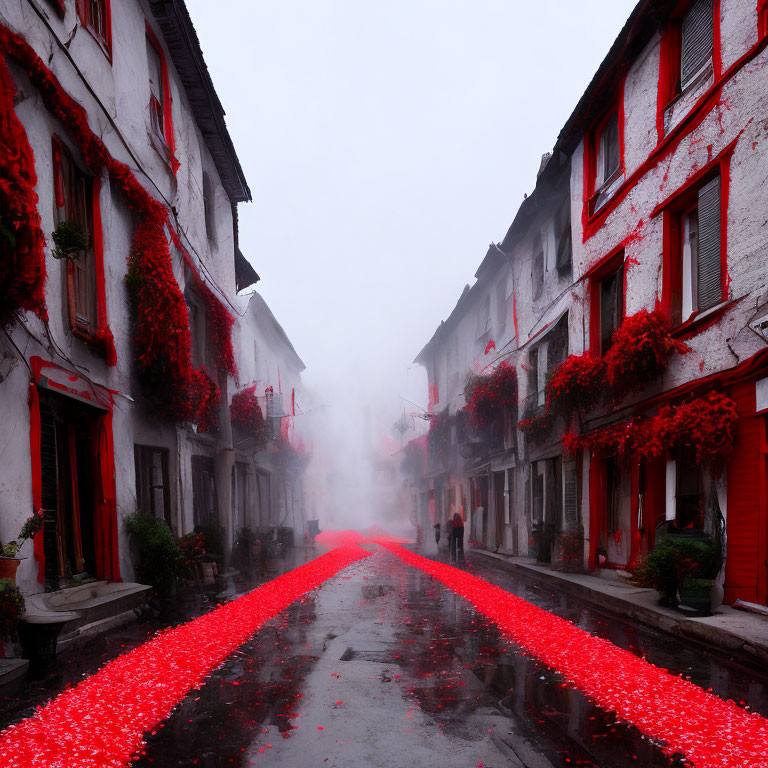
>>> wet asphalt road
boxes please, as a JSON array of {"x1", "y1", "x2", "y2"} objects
[
  {"x1": 136, "y1": 546, "x2": 768, "y2": 768},
  {"x1": 2, "y1": 545, "x2": 768, "y2": 767}
]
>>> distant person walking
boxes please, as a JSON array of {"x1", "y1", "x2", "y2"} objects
[
  {"x1": 451, "y1": 512, "x2": 465, "y2": 563},
  {"x1": 434, "y1": 522, "x2": 441, "y2": 551}
]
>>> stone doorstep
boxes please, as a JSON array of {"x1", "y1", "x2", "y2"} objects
[
  {"x1": 0, "y1": 658, "x2": 29, "y2": 689},
  {"x1": 23, "y1": 582, "x2": 152, "y2": 647},
  {"x1": 472, "y1": 549, "x2": 768, "y2": 671}
]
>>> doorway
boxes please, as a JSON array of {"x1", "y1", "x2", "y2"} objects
[{"x1": 39, "y1": 395, "x2": 100, "y2": 588}]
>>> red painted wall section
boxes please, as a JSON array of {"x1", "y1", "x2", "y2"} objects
[{"x1": 724, "y1": 381, "x2": 762, "y2": 604}]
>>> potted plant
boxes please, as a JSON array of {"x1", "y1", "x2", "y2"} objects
[
  {"x1": 0, "y1": 512, "x2": 44, "y2": 583},
  {"x1": 0, "y1": 578, "x2": 25, "y2": 656},
  {"x1": 634, "y1": 535, "x2": 719, "y2": 613}
]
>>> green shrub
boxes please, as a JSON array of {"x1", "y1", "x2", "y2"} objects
[
  {"x1": 0, "y1": 579, "x2": 24, "y2": 641},
  {"x1": 124, "y1": 511, "x2": 182, "y2": 596},
  {"x1": 634, "y1": 537, "x2": 719, "y2": 592}
]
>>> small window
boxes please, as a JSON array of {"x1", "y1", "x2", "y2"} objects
[
  {"x1": 555, "y1": 202, "x2": 572, "y2": 275},
  {"x1": 546, "y1": 313, "x2": 569, "y2": 374},
  {"x1": 53, "y1": 139, "x2": 97, "y2": 333},
  {"x1": 532, "y1": 237, "x2": 544, "y2": 299},
  {"x1": 680, "y1": 0, "x2": 714, "y2": 90},
  {"x1": 185, "y1": 288, "x2": 211, "y2": 370},
  {"x1": 596, "y1": 260, "x2": 624, "y2": 355},
  {"x1": 79, "y1": 0, "x2": 111, "y2": 57},
  {"x1": 146, "y1": 35, "x2": 166, "y2": 141},
  {"x1": 203, "y1": 172, "x2": 216, "y2": 243},
  {"x1": 192, "y1": 455, "x2": 218, "y2": 528},
  {"x1": 669, "y1": 173, "x2": 722, "y2": 325},
  {"x1": 598, "y1": 112, "x2": 620, "y2": 187},
  {"x1": 135, "y1": 445, "x2": 171, "y2": 527}
]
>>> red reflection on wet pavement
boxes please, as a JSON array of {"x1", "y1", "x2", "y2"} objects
[
  {"x1": 378, "y1": 542, "x2": 768, "y2": 768},
  {"x1": 0, "y1": 545, "x2": 370, "y2": 768}
]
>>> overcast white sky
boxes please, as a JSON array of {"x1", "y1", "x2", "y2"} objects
[{"x1": 186, "y1": 0, "x2": 638, "y2": 425}]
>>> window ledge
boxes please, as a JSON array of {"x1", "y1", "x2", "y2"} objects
[{"x1": 670, "y1": 299, "x2": 736, "y2": 340}]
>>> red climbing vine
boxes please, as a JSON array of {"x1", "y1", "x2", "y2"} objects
[
  {"x1": 467, "y1": 361, "x2": 517, "y2": 428},
  {"x1": 0, "y1": 26, "x2": 236, "y2": 428},
  {"x1": 230, "y1": 386, "x2": 267, "y2": 443},
  {"x1": 0, "y1": 47, "x2": 47, "y2": 326}
]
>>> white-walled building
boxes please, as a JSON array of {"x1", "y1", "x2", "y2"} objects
[
  {"x1": 415, "y1": 0, "x2": 768, "y2": 605},
  {"x1": 0, "y1": 0, "x2": 307, "y2": 612}
]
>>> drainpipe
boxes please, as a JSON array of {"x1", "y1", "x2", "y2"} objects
[{"x1": 215, "y1": 374, "x2": 235, "y2": 571}]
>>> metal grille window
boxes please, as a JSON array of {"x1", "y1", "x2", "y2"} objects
[{"x1": 680, "y1": 0, "x2": 714, "y2": 89}]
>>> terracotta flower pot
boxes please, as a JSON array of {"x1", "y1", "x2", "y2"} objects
[{"x1": 0, "y1": 558, "x2": 21, "y2": 584}]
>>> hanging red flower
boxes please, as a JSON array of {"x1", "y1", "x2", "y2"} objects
[
  {"x1": 564, "y1": 391, "x2": 738, "y2": 478},
  {"x1": 603, "y1": 309, "x2": 688, "y2": 402},
  {"x1": 468, "y1": 361, "x2": 517, "y2": 428},
  {"x1": 0, "y1": 50, "x2": 47, "y2": 326},
  {"x1": 654, "y1": 391, "x2": 738, "y2": 475},
  {"x1": 544, "y1": 353, "x2": 604, "y2": 423},
  {"x1": 230, "y1": 386, "x2": 266, "y2": 442}
]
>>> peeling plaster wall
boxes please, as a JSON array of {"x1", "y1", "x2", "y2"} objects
[{"x1": 0, "y1": 0, "x2": 244, "y2": 595}]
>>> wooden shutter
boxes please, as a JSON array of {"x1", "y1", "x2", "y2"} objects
[
  {"x1": 681, "y1": 0, "x2": 714, "y2": 88},
  {"x1": 697, "y1": 174, "x2": 721, "y2": 311}
]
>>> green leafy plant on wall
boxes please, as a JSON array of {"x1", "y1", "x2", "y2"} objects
[{"x1": 51, "y1": 220, "x2": 86, "y2": 260}]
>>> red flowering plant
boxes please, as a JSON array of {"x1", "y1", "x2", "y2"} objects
[
  {"x1": 0, "y1": 48, "x2": 47, "y2": 326},
  {"x1": 563, "y1": 419, "x2": 660, "y2": 460},
  {"x1": 230, "y1": 386, "x2": 267, "y2": 445},
  {"x1": 0, "y1": 27, "x2": 235, "y2": 431},
  {"x1": 178, "y1": 531, "x2": 206, "y2": 569},
  {"x1": 654, "y1": 391, "x2": 738, "y2": 477},
  {"x1": 517, "y1": 409, "x2": 555, "y2": 442},
  {"x1": 544, "y1": 353, "x2": 605, "y2": 424},
  {"x1": 603, "y1": 310, "x2": 688, "y2": 403},
  {"x1": 467, "y1": 361, "x2": 517, "y2": 429}
]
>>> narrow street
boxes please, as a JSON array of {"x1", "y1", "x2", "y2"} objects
[{"x1": 4, "y1": 544, "x2": 753, "y2": 768}]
